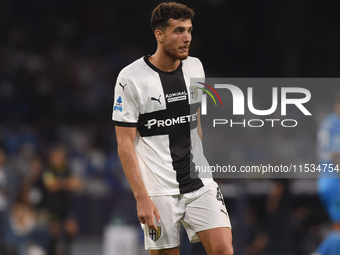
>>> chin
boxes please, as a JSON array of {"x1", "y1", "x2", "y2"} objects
[
  {"x1": 164, "y1": 48, "x2": 189, "y2": 61},
  {"x1": 177, "y1": 53, "x2": 189, "y2": 60}
]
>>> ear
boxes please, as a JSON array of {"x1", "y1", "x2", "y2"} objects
[{"x1": 154, "y1": 29, "x2": 164, "y2": 44}]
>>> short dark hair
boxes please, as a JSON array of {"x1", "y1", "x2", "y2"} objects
[{"x1": 151, "y1": 2, "x2": 195, "y2": 32}]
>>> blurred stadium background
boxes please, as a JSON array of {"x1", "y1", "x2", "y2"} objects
[{"x1": 0, "y1": 0, "x2": 340, "y2": 255}]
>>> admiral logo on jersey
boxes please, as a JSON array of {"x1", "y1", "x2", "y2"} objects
[
  {"x1": 114, "y1": 96, "x2": 123, "y2": 112},
  {"x1": 166, "y1": 91, "x2": 188, "y2": 103}
]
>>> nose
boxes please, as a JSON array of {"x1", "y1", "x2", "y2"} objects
[{"x1": 183, "y1": 31, "x2": 191, "y2": 42}]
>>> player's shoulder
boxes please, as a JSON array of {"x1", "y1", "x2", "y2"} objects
[
  {"x1": 183, "y1": 56, "x2": 203, "y2": 67},
  {"x1": 118, "y1": 56, "x2": 151, "y2": 79},
  {"x1": 182, "y1": 56, "x2": 205, "y2": 76}
]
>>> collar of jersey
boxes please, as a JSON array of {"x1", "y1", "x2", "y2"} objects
[{"x1": 143, "y1": 55, "x2": 182, "y2": 76}]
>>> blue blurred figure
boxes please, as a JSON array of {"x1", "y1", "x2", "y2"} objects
[{"x1": 313, "y1": 91, "x2": 340, "y2": 255}]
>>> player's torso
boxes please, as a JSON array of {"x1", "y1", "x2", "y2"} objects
[
  {"x1": 122, "y1": 56, "x2": 208, "y2": 195},
  {"x1": 317, "y1": 113, "x2": 340, "y2": 178}
]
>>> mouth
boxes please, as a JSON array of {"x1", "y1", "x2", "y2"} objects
[{"x1": 179, "y1": 46, "x2": 189, "y2": 52}]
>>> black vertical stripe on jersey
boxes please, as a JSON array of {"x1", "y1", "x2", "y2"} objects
[
  {"x1": 159, "y1": 69, "x2": 203, "y2": 194},
  {"x1": 140, "y1": 56, "x2": 204, "y2": 194}
]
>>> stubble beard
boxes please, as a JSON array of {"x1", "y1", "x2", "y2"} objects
[{"x1": 163, "y1": 41, "x2": 189, "y2": 61}]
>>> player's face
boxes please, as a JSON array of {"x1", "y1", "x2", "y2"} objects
[{"x1": 161, "y1": 19, "x2": 192, "y2": 61}]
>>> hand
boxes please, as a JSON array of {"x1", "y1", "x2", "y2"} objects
[{"x1": 136, "y1": 196, "x2": 161, "y2": 231}]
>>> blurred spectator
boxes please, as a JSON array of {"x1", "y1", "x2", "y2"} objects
[
  {"x1": 24, "y1": 157, "x2": 47, "y2": 210},
  {"x1": 265, "y1": 180, "x2": 291, "y2": 255},
  {"x1": 6, "y1": 187, "x2": 48, "y2": 255},
  {"x1": 243, "y1": 206, "x2": 268, "y2": 255},
  {"x1": 43, "y1": 145, "x2": 82, "y2": 255},
  {"x1": 23, "y1": 157, "x2": 50, "y2": 232},
  {"x1": 0, "y1": 148, "x2": 9, "y2": 253}
]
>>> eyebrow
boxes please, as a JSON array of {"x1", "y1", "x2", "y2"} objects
[{"x1": 173, "y1": 26, "x2": 193, "y2": 31}]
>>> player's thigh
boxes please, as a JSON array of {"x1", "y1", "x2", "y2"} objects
[
  {"x1": 196, "y1": 227, "x2": 233, "y2": 255},
  {"x1": 182, "y1": 182, "x2": 231, "y2": 243},
  {"x1": 149, "y1": 246, "x2": 180, "y2": 255}
]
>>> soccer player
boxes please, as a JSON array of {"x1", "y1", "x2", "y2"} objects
[
  {"x1": 313, "y1": 91, "x2": 340, "y2": 255},
  {"x1": 112, "y1": 2, "x2": 233, "y2": 255}
]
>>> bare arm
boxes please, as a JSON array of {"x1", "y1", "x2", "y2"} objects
[
  {"x1": 115, "y1": 126, "x2": 160, "y2": 230},
  {"x1": 197, "y1": 107, "x2": 203, "y2": 141}
]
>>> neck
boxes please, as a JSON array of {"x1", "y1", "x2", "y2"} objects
[{"x1": 149, "y1": 49, "x2": 181, "y2": 72}]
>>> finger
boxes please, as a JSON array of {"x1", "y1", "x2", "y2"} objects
[
  {"x1": 147, "y1": 216, "x2": 157, "y2": 231},
  {"x1": 139, "y1": 216, "x2": 146, "y2": 224},
  {"x1": 154, "y1": 208, "x2": 161, "y2": 223}
]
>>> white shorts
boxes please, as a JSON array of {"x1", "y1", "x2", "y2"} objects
[{"x1": 141, "y1": 181, "x2": 231, "y2": 250}]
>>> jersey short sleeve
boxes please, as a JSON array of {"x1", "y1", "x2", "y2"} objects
[{"x1": 112, "y1": 75, "x2": 140, "y2": 127}]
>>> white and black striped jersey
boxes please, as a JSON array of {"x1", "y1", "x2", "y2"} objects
[{"x1": 112, "y1": 55, "x2": 212, "y2": 196}]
